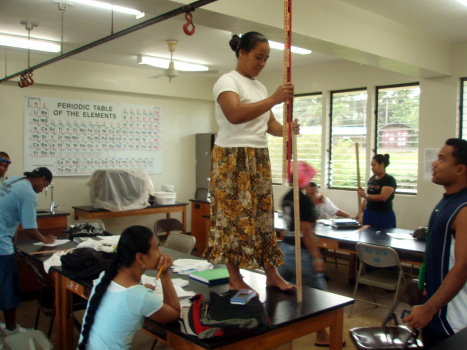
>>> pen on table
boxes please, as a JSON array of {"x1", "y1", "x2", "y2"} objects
[{"x1": 156, "y1": 263, "x2": 165, "y2": 280}]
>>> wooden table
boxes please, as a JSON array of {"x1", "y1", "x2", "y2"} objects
[
  {"x1": 275, "y1": 213, "x2": 426, "y2": 282},
  {"x1": 16, "y1": 235, "x2": 353, "y2": 350},
  {"x1": 72, "y1": 203, "x2": 188, "y2": 232}
]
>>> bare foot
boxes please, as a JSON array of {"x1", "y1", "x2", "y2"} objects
[
  {"x1": 226, "y1": 263, "x2": 255, "y2": 291},
  {"x1": 265, "y1": 268, "x2": 296, "y2": 291},
  {"x1": 229, "y1": 279, "x2": 254, "y2": 291}
]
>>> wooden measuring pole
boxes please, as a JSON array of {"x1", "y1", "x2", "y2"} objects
[
  {"x1": 282, "y1": 0, "x2": 302, "y2": 302},
  {"x1": 355, "y1": 143, "x2": 363, "y2": 223},
  {"x1": 282, "y1": 0, "x2": 292, "y2": 184}
]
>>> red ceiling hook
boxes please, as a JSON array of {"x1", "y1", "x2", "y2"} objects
[
  {"x1": 18, "y1": 70, "x2": 35, "y2": 88},
  {"x1": 183, "y1": 11, "x2": 195, "y2": 36},
  {"x1": 27, "y1": 71, "x2": 35, "y2": 86}
]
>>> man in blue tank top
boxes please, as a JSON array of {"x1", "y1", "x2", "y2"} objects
[{"x1": 404, "y1": 138, "x2": 467, "y2": 348}]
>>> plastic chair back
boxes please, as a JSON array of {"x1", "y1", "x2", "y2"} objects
[
  {"x1": 154, "y1": 218, "x2": 184, "y2": 240},
  {"x1": 164, "y1": 232, "x2": 196, "y2": 254}
]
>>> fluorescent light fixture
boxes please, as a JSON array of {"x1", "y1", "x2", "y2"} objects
[
  {"x1": 137, "y1": 55, "x2": 209, "y2": 71},
  {"x1": 0, "y1": 33, "x2": 61, "y2": 53},
  {"x1": 69, "y1": 0, "x2": 145, "y2": 18},
  {"x1": 268, "y1": 40, "x2": 312, "y2": 55},
  {"x1": 456, "y1": 0, "x2": 467, "y2": 6}
]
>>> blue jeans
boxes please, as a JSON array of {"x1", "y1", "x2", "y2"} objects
[
  {"x1": 0, "y1": 254, "x2": 20, "y2": 310},
  {"x1": 278, "y1": 241, "x2": 327, "y2": 291}
]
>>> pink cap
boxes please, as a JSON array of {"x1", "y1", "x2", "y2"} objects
[{"x1": 289, "y1": 161, "x2": 317, "y2": 188}]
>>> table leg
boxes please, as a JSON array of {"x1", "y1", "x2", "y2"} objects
[
  {"x1": 348, "y1": 252, "x2": 356, "y2": 284},
  {"x1": 182, "y1": 206, "x2": 187, "y2": 232},
  {"x1": 329, "y1": 308, "x2": 344, "y2": 350},
  {"x1": 54, "y1": 272, "x2": 75, "y2": 350}
]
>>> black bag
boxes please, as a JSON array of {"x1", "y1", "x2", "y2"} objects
[
  {"x1": 60, "y1": 247, "x2": 115, "y2": 280},
  {"x1": 187, "y1": 290, "x2": 270, "y2": 339}
]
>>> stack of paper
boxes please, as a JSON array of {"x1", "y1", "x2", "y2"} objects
[{"x1": 171, "y1": 259, "x2": 213, "y2": 274}]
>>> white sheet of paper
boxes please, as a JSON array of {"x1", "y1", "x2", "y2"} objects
[
  {"x1": 33, "y1": 239, "x2": 70, "y2": 247},
  {"x1": 387, "y1": 232, "x2": 416, "y2": 240}
]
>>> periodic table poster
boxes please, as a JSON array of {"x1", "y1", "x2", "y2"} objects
[{"x1": 24, "y1": 96, "x2": 162, "y2": 176}]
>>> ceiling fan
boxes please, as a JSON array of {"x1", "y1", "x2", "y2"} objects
[{"x1": 143, "y1": 40, "x2": 218, "y2": 81}]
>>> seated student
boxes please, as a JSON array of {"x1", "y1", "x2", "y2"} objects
[
  {"x1": 78, "y1": 225, "x2": 180, "y2": 350},
  {"x1": 279, "y1": 162, "x2": 345, "y2": 348},
  {"x1": 306, "y1": 181, "x2": 352, "y2": 219},
  {"x1": 0, "y1": 151, "x2": 11, "y2": 185}
]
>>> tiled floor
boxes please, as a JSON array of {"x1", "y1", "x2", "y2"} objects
[{"x1": 1, "y1": 255, "x2": 415, "y2": 349}]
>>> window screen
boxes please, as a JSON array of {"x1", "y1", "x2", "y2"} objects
[{"x1": 375, "y1": 83, "x2": 420, "y2": 194}]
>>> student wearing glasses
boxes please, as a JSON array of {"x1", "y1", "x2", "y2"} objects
[{"x1": 0, "y1": 152, "x2": 11, "y2": 185}]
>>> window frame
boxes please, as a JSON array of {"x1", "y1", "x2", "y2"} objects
[
  {"x1": 460, "y1": 78, "x2": 467, "y2": 138},
  {"x1": 328, "y1": 87, "x2": 367, "y2": 190},
  {"x1": 374, "y1": 82, "x2": 420, "y2": 195},
  {"x1": 269, "y1": 92, "x2": 323, "y2": 185}
]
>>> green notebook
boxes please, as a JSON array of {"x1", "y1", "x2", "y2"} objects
[{"x1": 189, "y1": 268, "x2": 229, "y2": 285}]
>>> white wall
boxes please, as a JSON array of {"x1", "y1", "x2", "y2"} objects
[{"x1": 0, "y1": 59, "x2": 217, "y2": 234}]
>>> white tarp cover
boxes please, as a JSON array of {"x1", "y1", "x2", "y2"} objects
[{"x1": 86, "y1": 169, "x2": 155, "y2": 211}]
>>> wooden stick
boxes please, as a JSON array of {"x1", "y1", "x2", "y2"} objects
[
  {"x1": 282, "y1": 0, "x2": 301, "y2": 303},
  {"x1": 282, "y1": 0, "x2": 293, "y2": 184},
  {"x1": 355, "y1": 143, "x2": 363, "y2": 223},
  {"x1": 29, "y1": 248, "x2": 73, "y2": 255},
  {"x1": 292, "y1": 131, "x2": 303, "y2": 303}
]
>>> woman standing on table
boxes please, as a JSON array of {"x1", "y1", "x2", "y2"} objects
[
  {"x1": 204, "y1": 31, "x2": 298, "y2": 291},
  {"x1": 357, "y1": 153, "x2": 397, "y2": 229}
]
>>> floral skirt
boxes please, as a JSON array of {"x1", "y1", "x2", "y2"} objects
[{"x1": 203, "y1": 145, "x2": 284, "y2": 269}]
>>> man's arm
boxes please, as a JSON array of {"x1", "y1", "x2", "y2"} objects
[
  {"x1": 24, "y1": 228, "x2": 56, "y2": 244},
  {"x1": 300, "y1": 221, "x2": 325, "y2": 273},
  {"x1": 405, "y1": 206, "x2": 467, "y2": 329}
]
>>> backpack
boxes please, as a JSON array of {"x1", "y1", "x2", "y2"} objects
[
  {"x1": 60, "y1": 247, "x2": 115, "y2": 280},
  {"x1": 187, "y1": 290, "x2": 270, "y2": 339}
]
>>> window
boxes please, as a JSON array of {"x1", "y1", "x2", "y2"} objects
[
  {"x1": 375, "y1": 83, "x2": 420, "y2": 194},
  {"x1": 268, "y1": 94, "x2": 323, "y2": 184},
  {"x1": 461, "y1": 78, "x2": 467, "y2": 138},
  {"x1": 329, "y1": 89, "x2": 368, "y2": 189}
]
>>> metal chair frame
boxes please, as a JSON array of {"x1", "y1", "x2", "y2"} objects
[
  {"x1": 349, "y1": 242, "x2": 407, "y2": 317},
  {"x1": 349, "y1": 279, "x2": 424, "y2": 349}
]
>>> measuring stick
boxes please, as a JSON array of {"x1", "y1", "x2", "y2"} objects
[
  {"x1": 355, "y1": 143, "x2": 363, "y2": 223},
  {"x1": 29, "y1": 248, "x2": 73, "y2": 255},
  {"x1": 282, "y1": 0, "x2": 293, "y2": 184},
  {"x1": 282, "y1": 0, "x2": 302, "y2": 303}
]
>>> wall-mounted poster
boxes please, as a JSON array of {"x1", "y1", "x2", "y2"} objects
[{"x1": 24, "y1": 96, "x2": 162, "y2": 176}]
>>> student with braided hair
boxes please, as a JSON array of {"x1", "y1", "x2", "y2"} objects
[{"x1": 78, "y1": 225, "x2": 180, "y2": 350}]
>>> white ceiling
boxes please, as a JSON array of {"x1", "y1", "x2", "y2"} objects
[{"x1": 0, "y1": 0, "x2": 466, "y2": 81}]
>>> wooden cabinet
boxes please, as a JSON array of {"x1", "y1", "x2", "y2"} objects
[
  {"x1": 190, "y1": 200, "x2": 210, "y2": 256},
  {"x1": 17, "y1": 212, "x2": 69, "y2": 295}
]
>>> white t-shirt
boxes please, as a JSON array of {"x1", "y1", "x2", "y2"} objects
[
  {"x1": 213, "y1": 70, "x2": 270, "y2": 148},
  {"x1": 80, "y1": 277, "x2": 162, "y2": 350},
  {"x1": 316, "y1": 196, "x2": 339, "y2": 219}
]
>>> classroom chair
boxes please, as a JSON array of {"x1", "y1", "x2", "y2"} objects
[
  {"x1": 154, "y1": 218, "x2": 184, "y2": 241},
  {"x1": 349, "y1": 242, "x2": 406, "y2": 317},
  {"x1": 349, "y1": 279, "x2": 424, "y2": 349},
  {"x1": 164, "y1": 232, "x2": 196, "y2": 254},
  {"x1": 24, "y1": 257, "x2": 87, "y2": 338}
]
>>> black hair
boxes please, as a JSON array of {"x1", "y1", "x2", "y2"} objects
[
  {"x1": 373, "y1": 154, "x2": 390, "y2": 168},
  {"x1": 446, "y1": 138, "x2": 467, "y2": 166},
  {"x1": 0, "y1": 152, "x2": 10, "y2": 159},
  {"x1": 78, "y1": 225, "x2": 155, "y2": 350},
  {"x1": 229, "y1": 31, "x2": 268, "y2": 58},
  {"x1": 308, "y1": 181, "x2": 318, "y2": 188}
]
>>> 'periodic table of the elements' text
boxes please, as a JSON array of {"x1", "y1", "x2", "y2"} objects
[{"x1": 24, "y1": 96, "x2": 163, "y2": 176}]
